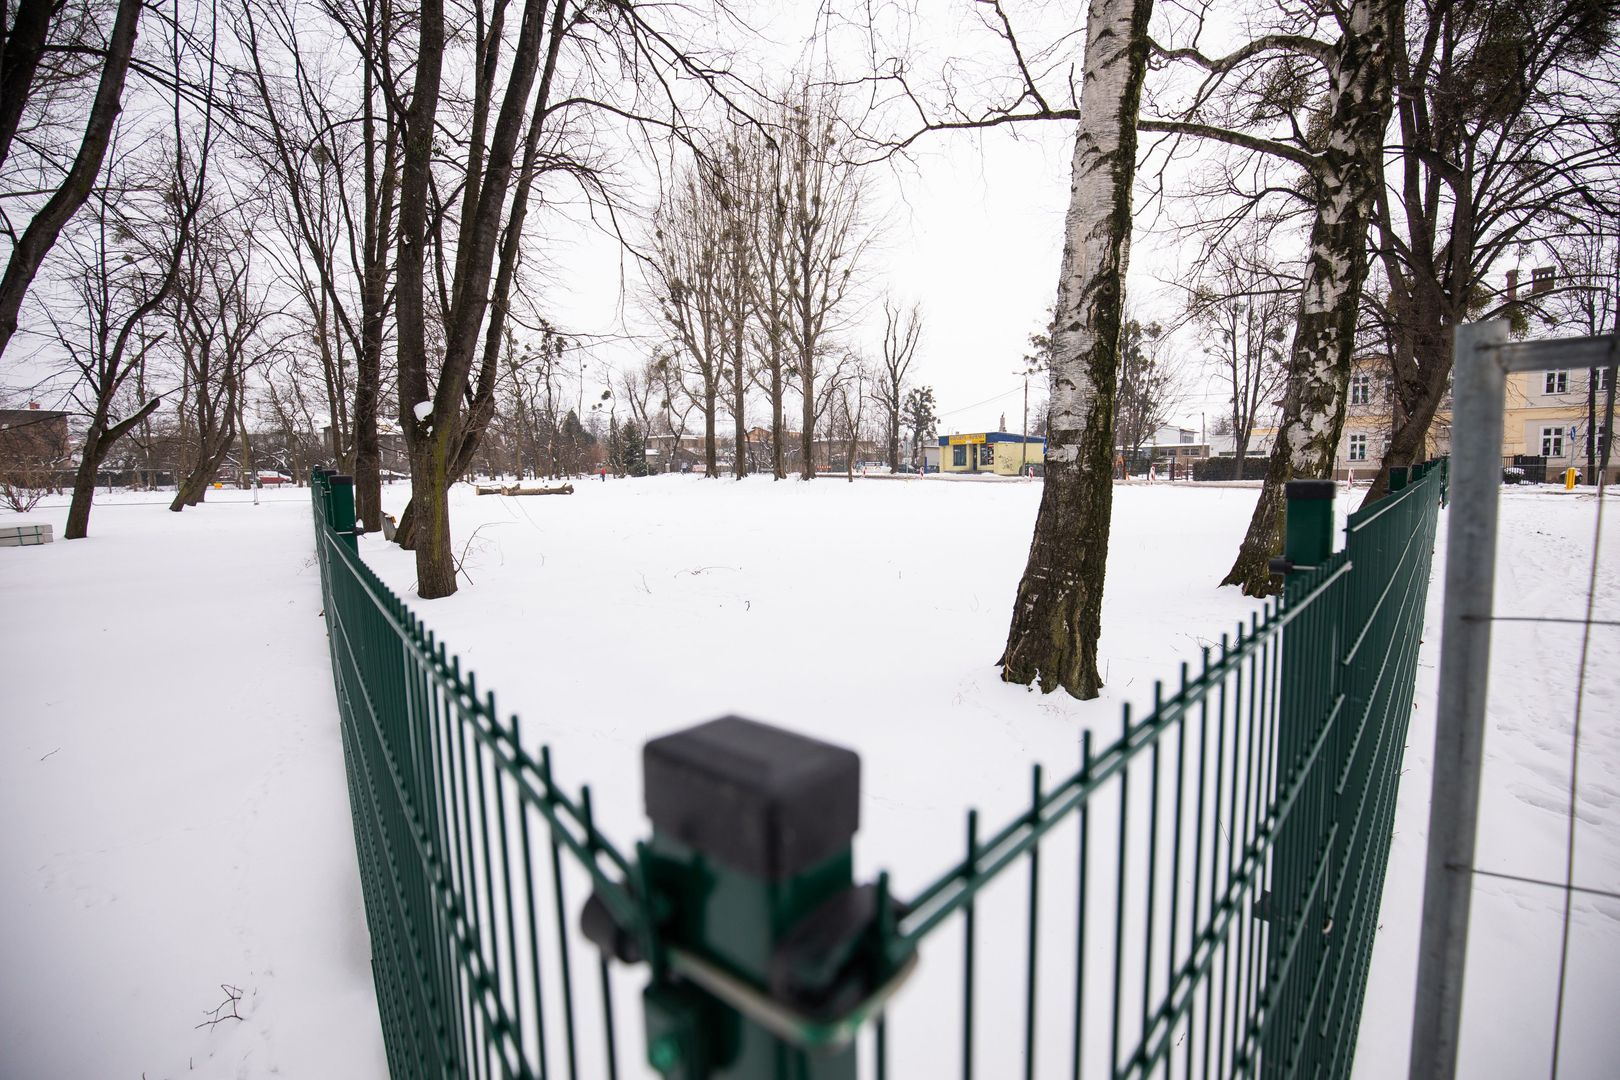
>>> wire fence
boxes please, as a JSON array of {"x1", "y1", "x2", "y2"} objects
[{"x1": 1413, "y1": 325, "x2": 1619, "y2": 1079}]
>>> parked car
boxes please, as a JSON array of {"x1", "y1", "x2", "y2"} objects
[{"x1": 257, "y1": 471, "x2": 294, "y2": 486}]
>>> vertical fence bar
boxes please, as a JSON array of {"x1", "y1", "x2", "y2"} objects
[
  {"x1": 963, "y1": 808, "x2": 979, "y2": 1080},
  {"x1": 1024, "y1": 764, "x2": 1043, "y2": 1080}
]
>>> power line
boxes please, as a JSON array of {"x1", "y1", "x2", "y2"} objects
[{"x1": 938, "y1": 383, "x2": 1024, "y2": 417}]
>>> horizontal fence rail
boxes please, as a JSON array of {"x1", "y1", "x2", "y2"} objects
[{"x1": 312, "y1": 460, "x2": 1447, "y2": 1080}]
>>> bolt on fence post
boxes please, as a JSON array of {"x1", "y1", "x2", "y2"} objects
[{"x1": 638, "y1": 716, "x2": 863, "y2": 1080}]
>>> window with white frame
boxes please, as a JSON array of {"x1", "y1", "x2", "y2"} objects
[
  {"x1": 1544, "y1": 370, "x2": 1568, "y2": 394},
  {"x1": 1589, "y1": 425, "x2": 1608, "y2": 455},
  {"x1": 1350, "y1": 373, "x2": 1372, "y2": 405},
  {"x1": 1542, "y1": 426, "x2": 1565, "y2": 457},
  {"x1": 1596, "y1": 367, "x2": 1613, "y2": 393},
  {"x1": 1348, "y1": 433, "x2": 1368, "y2": 461}
]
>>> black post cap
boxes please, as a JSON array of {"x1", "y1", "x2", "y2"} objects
[
  {"x1": 1284, "y1": 479, "x2": 1337, "y2": 501},
  {"x1": 644, "y1": 716, "x2": 860, "y2": 882}
]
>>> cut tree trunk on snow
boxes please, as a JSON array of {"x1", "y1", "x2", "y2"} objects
[{"x1": 475, "y1": 482, "x2": 573, "y2": 496}]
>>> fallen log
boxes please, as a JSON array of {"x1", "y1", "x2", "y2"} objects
[{"x1": 475, "y1": 482, "x2": 575, "y2": 497}]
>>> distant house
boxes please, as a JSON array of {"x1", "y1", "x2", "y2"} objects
[
  {"x1": 938, "y1": 431, "x2": 1044, "y2": 475},
  {"x1": 0, "y1": 404, "x2": 71, "y2": 469}
]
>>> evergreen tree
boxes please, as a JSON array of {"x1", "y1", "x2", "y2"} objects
[
  {"x1": 559, "y1": 409, "x2": 591, "y2": 475},
  {"x1": 607, "y1": 415, "x2": 624, "y2": 476},
  {"x1": 621, "y1": 420, "x2": 648, "y2": 477},
  {"x1": 902, "y1": 386, "x2": 938, "y2": 468}
]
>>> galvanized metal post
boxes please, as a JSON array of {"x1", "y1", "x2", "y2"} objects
[
  {"x1": 1409, "y1": 320, "x2": 1508, "y2": 1080},
  {"x1": 638, "y1": 716, "x2": 863, "y2": 1080}
]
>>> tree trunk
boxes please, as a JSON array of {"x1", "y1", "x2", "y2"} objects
[
  {"x1": 800, "y1": 374, "x2": 815, "y2": 480},
  {"x1": 703, "y1": 392, "x2": 717, "y2": 477},
  {"x1": 0, "y1": 0, "x2": 142, "y2": 363},
  {"x1": 353, "y1": 335, "x2": 382, "y2": 530},
  {"x1": 1361, "y1": 353, "x2": 1446, "y2": 504},
  {"x1": 63, "y1": 445, "x2": 104, "y2": 540},
  {"x1": 999, "y1": 0, "x2": 1155, "y2": 700},
  {"x1": 1220, "y1": 0, "x2": 1397, "y2": 596},
  {"x1": 771, "y1": 357, "x2": 786, "y2": 480},
  {"x1": 410, "y1": 433, "x2": 457, "y2": 598},
  {"x1": 733, "y1": 352, "x2": 748, "y2": 480}
]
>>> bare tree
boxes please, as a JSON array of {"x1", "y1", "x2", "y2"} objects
[
  {"x1": 46, "y1": 15, "x2": 216, "y2": 539},
  {"x1": 747, "y1": 120, "x2": 794, "y2": 479},
  {"x1": 874, "y1": 295, "x2": 921, "y2": 471},
  {"x1": 648, "y1": 137, "x2": 758, "y2": 479},
  {"x1": 776, "y1": 84, "x2": 869, "y2": 481},
  {"x1": 167, "y1": 204, "x2": 273, "y2": 510},
  {"x1": 385, "y1": 0, "x2": 760, "y2": 596},
  {"x1": 0, "y1": 0, "x2": 144, "y2": 361},
  {"x1": 1357, "y1": 0, "x2": 1620, "y2": 504},
  {"x1": 1547, "y1": 223, "x2": 1620, "y2": 482},
  {"x1": 1135, "y1": 0, "x2": 1402, "y2": 594},
  {"x1": 1184, "y1": 234, "x2": 1293, "y2": 479},
  {"x1": 1113, "y1": 318, "x2": 1182, "y2": 470},
  {"x1": 235, "y1": 0, "x2": 401, "y2": 532},
  {"x1": 991, "y1": 0, "x2": 1155, "y2": 699}
]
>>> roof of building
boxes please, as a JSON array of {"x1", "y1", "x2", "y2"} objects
[
  {"x1": 0, "y1": 408, "x2": 69, "y2": 429},
  {"x1": 938, "y1": 431, "x2": 1045, "y2": 446}
]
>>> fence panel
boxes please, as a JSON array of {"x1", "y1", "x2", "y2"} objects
[
  {"x1": 311, "y1": 470, "x2": 652, "y2": 1080},
  {"x1": 311, "y1": 461, "x2": 1446, "y2": 1080}
]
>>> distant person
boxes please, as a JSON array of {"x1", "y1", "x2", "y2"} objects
[{"x1": 1148, "y1": 463, "x2": 1159, "y2": 484}]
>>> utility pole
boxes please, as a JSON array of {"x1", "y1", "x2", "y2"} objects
[{"x1": 1014, "y1": 359, "x2": 1041, "y2": 474}]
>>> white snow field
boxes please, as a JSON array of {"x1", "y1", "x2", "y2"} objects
[
  {"x1": 2, "y1": 476, "x2": 1615, "y2": 1077},
  {"x1": 0, "y1": 490, "x2": 387, "y2": 1079}
]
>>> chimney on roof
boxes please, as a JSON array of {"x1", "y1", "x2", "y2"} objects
[
  {"x1": 28, "y1": 401, "x2": 40, "y2": 410},
  {"x1": 1505, "y1": 269, "x2": 1518, "y2": 301}
]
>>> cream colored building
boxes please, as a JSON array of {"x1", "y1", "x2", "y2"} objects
[
  {"x1": 1326, "y1": 359, "x2": 1615, "y2": 484},
  {"x1": 1500, "y1": 365, "x2": 1617, "y2": 483}
]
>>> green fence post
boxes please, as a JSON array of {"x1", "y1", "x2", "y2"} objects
[
  {"x1": 327, "y1": 474, "x2": 359, "y2": 552},
  {"x1": 1261, "y1": 478, "x2": 1336, "y2": 1076},
  {"x1": 1389, "y1": 466, "x2": 1409, "y2": 493},
  {"x1": 1280, "y1": 478, "x2": 1335, "y2": 571},
  {"x1": 634, "y1": 716, "x2": 870, "y2": 1080}
]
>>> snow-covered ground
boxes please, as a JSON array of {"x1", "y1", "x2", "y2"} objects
[
  {"x1": 2, "y1": 476, "x2": 1614, "y2": 1077},
  {"x1": 0, "y1": 490, "x2": 386, "y2": 1079}
]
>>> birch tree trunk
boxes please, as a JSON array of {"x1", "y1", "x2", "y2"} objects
[
  {"x1": 1220, "y1": 0, "x2": 1398, "y2": 595},
  {"x1": 999, "y1": 0, "x2": 1154, "y2": 700}
]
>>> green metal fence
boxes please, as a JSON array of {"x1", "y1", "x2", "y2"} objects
[
  {"x1": 310, "y1": 470, "x2": 654, "y2": 1079},
  {"x1": 311, "y1": 460, "x2": 1448, "y2": 1080}
]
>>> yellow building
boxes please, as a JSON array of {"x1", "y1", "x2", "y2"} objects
[{"x1": 938, "y1": 432, "x2": 1045, "y2": 475}]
